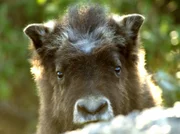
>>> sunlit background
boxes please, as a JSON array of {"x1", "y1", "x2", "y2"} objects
[{"x1": 0, "y1": 0, "x2": 180, "y2": 134}]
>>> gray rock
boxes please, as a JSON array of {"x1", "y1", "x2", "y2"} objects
[{"x1": 65, "y1": 102, "x2": 180, "y2": 134}]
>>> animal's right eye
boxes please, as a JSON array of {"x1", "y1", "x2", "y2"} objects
[
  {"x1": 115, "y1": 66, "x2": 121, "y2": 76},
  {"x1": 56, "y1": 71, "x2": 63, "y2": 79}
]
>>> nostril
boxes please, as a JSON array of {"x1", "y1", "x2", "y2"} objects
[
  {"x1": 95, "y1": 101, "x2": 107, "y2": 114},
  {"x1": 77, "y1": 99, "x2": 108, "y2": 115},
  {"x1": 77, "y1": 104, "x2": 90, "y2": 114}
]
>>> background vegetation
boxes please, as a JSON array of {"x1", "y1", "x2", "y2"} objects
[{"x1": 0, "y1": 0, "x2": 179, "y2": 134}]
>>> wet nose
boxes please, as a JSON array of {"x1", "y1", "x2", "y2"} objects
[{"x1": 73, "y1": 96, "x2": 114, "y2": 124}]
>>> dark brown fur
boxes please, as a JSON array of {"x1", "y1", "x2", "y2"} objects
[{"x1": 24, "y1": 4, "x2": 161, "y2": 134}]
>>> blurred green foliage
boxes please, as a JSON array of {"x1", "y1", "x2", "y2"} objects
[{"x1": 0, "y1": 0, "x2": 179, "y2": 134}]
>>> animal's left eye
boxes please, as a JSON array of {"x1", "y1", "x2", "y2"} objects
[
  {"x1": 115, "y1": 66, "x2": 121, "y2": 76},
  {"x1": 57, "y1": 71, "x2": 63, "y2": 79}
]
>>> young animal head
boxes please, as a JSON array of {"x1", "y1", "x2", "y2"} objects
[{"x1": 24, "y1": 4, "x2": 159, "y2": 133}]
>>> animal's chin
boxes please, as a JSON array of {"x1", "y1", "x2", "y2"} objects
[{"x1": 73, "y1": 119, "x2": 106, "y2": 128}]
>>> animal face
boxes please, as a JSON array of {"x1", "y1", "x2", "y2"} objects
[{"x1": 23, "y1": 5, "x2": 156, "y2": 133}]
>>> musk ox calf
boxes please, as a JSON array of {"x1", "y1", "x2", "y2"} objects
[{"x1": 23, "y1": 4, "x2": 161, "y2": 134}]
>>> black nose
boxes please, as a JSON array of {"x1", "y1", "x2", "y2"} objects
[{"x1": 77, "y1": 98, "x2": 108, "y2": 115}]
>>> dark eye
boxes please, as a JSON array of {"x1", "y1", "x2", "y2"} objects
[
  {"x1": 115, "y1": 66, "x2": 121, "y2": 76},
  {"x1": 57, "y1": 71, "x2": 63, "y2": 79}
]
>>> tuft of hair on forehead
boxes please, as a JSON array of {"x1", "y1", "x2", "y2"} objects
[{"x1": 59, "y1": 4, "x2": 117, "y2": 54}]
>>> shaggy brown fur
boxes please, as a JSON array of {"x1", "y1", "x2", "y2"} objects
[{"x1": 23, "y1": 4, "x2": 161, "y2": 134}]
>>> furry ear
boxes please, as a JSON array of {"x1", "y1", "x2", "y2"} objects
[
  {"x1": 112, "y1": 14, "x2": 145, "y2": 39},
  {"x1": 23, "y1": 21, "x2": 56, "y2": 50}
]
